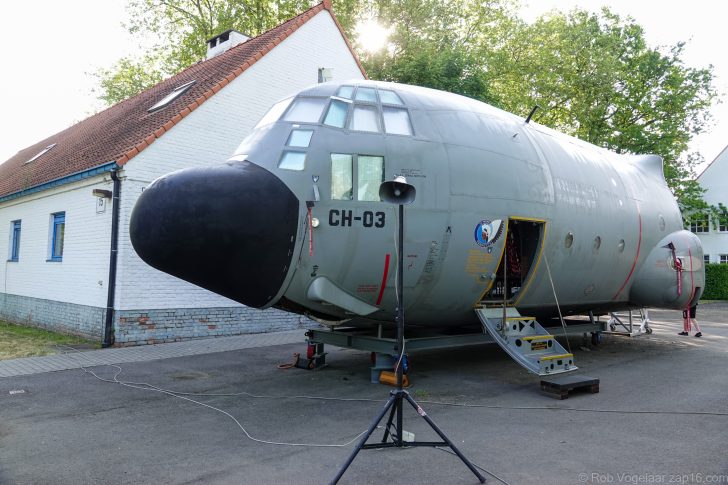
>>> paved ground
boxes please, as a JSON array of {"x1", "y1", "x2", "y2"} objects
[
  {"x1": 1, "y1": 304, "x2": 727, "y2": 484},
  {"x1": 0, "y1": 330, "x2": 303, "y2": 378}
]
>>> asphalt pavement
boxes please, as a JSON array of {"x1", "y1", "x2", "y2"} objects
[{"x1": 1, "y1": 304, "x2": 727, "y2": 484}]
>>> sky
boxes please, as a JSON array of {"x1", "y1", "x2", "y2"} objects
[{"x1": 0, "y1": 1, "x2": 726, "y2": 171}]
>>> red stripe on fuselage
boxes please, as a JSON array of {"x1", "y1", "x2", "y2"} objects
[
  {"x1": 612, "y1": 209, "x2": 642, "y2": 300},
  {"x1": 376, "y1": 254, "x2": 391, "y2": 306}
]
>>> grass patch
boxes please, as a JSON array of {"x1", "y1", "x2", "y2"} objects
[{"x1": 0, "y1": 321, "x2": 98, "y2": 360}]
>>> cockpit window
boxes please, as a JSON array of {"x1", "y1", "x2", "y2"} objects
[
  {"x1": 255, "y1": 97, "x2": 292, "y2": 128},
  {"x1": 382, "y1": 107, "x2": 413, "y2": 135},
  {"x1": 331, "y1": 154, "x2": 354, "y2": 200},
  {"x1": 278, "y1": 151, "x2": 306, "y2": 171},
  {"x1": 350, "y1": 105, "x2": 380, "y2": 132},
  {"x1": 357, "y1": 156, "x2": 384, "y2": 201},
  {"x1": 355, "y1": 87, "x2": 378, "y2": 102},
  {"x1": 379, "y1": 89, "x2": 404, "y2": 105},
  {"x1": 336, "y1": 85, "x2": 355, "y2": 99},
  {"x1": 283, "y1": 97, "x2": 327, "y2": 123},
  {"x1": 323, "y1": 99, "x2": 350, "y2": 128},
  {"x1": 287, "y1": 129, "x2": 313, "y2": 147}
]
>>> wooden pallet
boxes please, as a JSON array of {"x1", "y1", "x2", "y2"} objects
[{"x1": 540, "y1": 375, "x2": 599, "y2": 400}]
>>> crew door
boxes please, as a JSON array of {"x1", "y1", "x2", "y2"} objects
[{"x1": 480, "y1": 218, "x2": 546, "y2": 305}]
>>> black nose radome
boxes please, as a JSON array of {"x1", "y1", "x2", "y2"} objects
[{"x1": 130, "y1": 160, "x2": 299, "y2": 308}]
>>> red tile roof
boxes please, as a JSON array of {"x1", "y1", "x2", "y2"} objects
[{"x1": 0, "y1": 0, "x2": 365, "y2": 199}]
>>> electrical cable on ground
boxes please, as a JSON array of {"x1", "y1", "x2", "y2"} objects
[
  {"x1": 62, "y1": 346, "x2": 370, "y2": 448},
  {"x1": 60, "y1": 344, "x2": 728, "y2": 485},
  {"x1": 62, "y1": 345, "x2": 728, "y2": 417}
]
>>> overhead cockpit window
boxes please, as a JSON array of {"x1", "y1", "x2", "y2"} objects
[
  {"x1": 350, "y1": 105, "x2": 380, "y2": 132},
  {"x1": 382, "y1": 107, "x2": 413, "y2": 135},
  {"x1": 379, "y1": 89, "x2": 404, "y2": 105},
  {"x1": 255, "y1": 97, "x2": 292, "y2": 128},
  {"x1": 355, "y1": 87, "x2": 378, "y2": 102},
  {"x1": 283, "y1": 97, "x2": 327, "y2": 123},
  {"x1": 287, "y1": 129, "x2": 313, "y2": 147},
  {"x1": 278, "y1": 151, "x2": 306, "y2": 171},
  {"x1": 324, "y1": 99, "x2": 350, "y2": 128},
  {"x1": 336, "y1": 85, "x2": 355, "y2": 99},
  {"x1": 331, "y1": 154, "x2": 354, "y2": 200},
  {"x1": 357, "y1": 156, "x2": 384, "y2": 201}
]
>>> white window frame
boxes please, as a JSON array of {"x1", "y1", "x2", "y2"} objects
[
  {"x1": 148, "y1": 80, "x2": 196, "y2": 113},
  {"x1": 689, "y1": 214, "x2": 709, "y2": 233}
]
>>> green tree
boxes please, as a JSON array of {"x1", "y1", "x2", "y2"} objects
[
  {"x1": 96, "y1": 1, "x2": 719, "y2": 215},
  {"x1": 361, "y1": 0, "x2": 517, "y2": 104},
  {"x1": 96, "y1": 0, "x2": 365, "y2": 104},
  {"x1": 486, "y1": 8, "x2": 717, "y2": 212}
]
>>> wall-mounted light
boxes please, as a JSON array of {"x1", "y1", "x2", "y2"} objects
[{"x1": 92, "y1": 189, "x2": 112, "y2": 199}]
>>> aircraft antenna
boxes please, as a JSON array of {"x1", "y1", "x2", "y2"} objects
[{"x1": 525, "y1": 105, "x2": 540, "y2": 124}]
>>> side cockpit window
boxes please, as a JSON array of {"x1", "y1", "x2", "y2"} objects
[
  {"x1": 330, "y1": 154, "x2": 384, "y2": 202},
  {"x1": 357, "y1": 156, "x2": 384, "y2": 201},
  {"x1": 331, "y1": 154, "x2": 354, "y2": 200},
  {"x1": 382, "y1": 107, "x2": 412, "y2": 135}
]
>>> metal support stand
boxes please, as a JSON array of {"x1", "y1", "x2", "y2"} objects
[{"x1": 331, "y1": 196, "x2": 485, "y2": 484}]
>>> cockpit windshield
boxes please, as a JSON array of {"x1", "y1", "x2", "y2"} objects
[{"x1": 259, "y1": 85, "x2": 414, "y2": 136}]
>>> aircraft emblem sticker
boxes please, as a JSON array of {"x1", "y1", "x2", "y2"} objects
[{"x1": 474, "y1": 219, "x2": 503, "y2": 247}]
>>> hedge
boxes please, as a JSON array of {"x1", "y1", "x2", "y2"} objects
[{"x1": 702, "y1": 264, "x2": 728, "y2": 300}]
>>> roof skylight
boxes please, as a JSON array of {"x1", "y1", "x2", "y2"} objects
[
  {"x1": 24, "y1": 143, "x2": 57, "y2": 164},
  {"x1": 147, "y1": 80, "x2": 196, "y2": 113}
]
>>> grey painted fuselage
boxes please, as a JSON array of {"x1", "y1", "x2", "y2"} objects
[{"x1": 132, "y1": 80, "x2": 705, "y2": 329}]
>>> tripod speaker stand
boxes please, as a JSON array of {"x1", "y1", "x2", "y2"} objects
[{"x1": 331, "y1": 177, "x2": 485, "y2": 484}]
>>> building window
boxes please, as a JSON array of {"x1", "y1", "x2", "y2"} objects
[
  {"x1": 689, "y1": 214, "x2": 709, "y2": 233},
  {"x1": 49, "y1": 212, "x2": 65, "y2": 262},
  {"x1": 719, "y1": 215, "x2": 728, "y2": 232},
  {"x1": 330, "y1": 154, "x2": 384, "y2": 202},
  {"x1": 721, "y1": 254, "x2": 728, "y2": 265},
  {"x1": 704, "y1": 254, "x2": 710, "y2": 265},
  {"x1": 8, "y1": 220, "x2": 21, "y2": 261},
  {"x1": 25, "y1": 143, "x2": 57, "y2": 164},
  {"x1": 147, "y1": 80, "x2": 196, "y2": 113}
]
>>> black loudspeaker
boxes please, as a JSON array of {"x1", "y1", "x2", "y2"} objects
[{"x1": 379, "y1": 176, "x2": 416, "y2": 205}]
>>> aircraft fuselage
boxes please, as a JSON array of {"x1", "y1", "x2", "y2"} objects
[{"x1": 130, "y1": 81, "x2": 704, "y2": 328}]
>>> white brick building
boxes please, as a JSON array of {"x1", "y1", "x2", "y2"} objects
[
  {"x1": 695, "y1": 145, "x2": 728, "y2": 264},
  {"x1": 0, "y1": 1, "x2": 365, "y2": 345}
]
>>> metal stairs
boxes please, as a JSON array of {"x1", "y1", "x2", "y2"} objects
[{"x1": 475, "y1": 306, "x2": 577, "y2": 376}]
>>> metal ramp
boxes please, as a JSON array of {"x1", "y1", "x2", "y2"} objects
[{"x1": 475, "y1": 306, "x2": 577, "y2": 376}]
